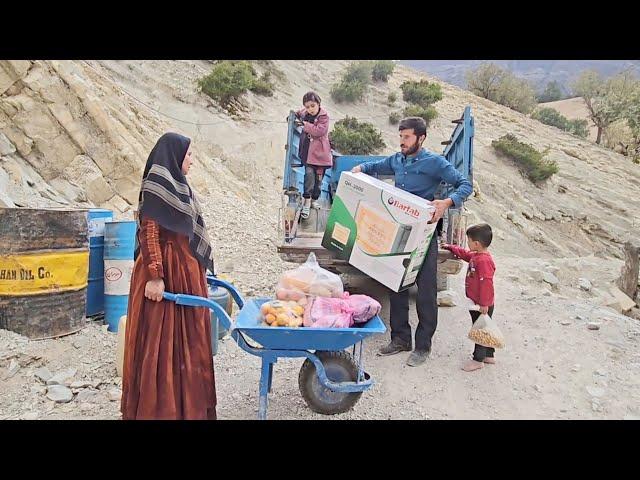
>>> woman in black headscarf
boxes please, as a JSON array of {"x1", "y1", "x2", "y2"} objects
[{"x1": 121, "y1": 132, "x2": 217, "y2": 420}]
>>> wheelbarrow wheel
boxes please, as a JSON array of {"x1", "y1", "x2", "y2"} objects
[{"x1": 298, "y1": 350, "x2": 362, "y2": 415}]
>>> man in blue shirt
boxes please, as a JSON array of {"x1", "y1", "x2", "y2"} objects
[{"x1": 352, "y1": 117, "x2": 472, "y2": 366}]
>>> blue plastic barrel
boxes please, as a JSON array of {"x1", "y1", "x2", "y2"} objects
[
  {"x1": 86, "y1": 209, "x2": 113, "y2": 316},
  {"x1": 104, "y1": 221, "x2": 137, "y2": 332},
  {"x1": 209, "y1": 285, "x2": 232, "y2": 355}
]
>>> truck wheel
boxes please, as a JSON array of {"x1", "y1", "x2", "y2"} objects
[{"x1": 298, "y1": 351, "x2": 362, "y2": 415}]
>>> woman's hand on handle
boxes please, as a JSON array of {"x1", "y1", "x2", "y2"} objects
[
  {"x1": 351, "y1": 165, "x2": 362, "y2": 173},
  {"x1": 145, "y1": 279, "x2": 165, "y2": 302}
]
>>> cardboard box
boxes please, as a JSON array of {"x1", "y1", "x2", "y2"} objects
[{"x1": 322, "y1": 172, "x2": 436, "y2": 292}]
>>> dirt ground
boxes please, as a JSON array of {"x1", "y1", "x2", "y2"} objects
[{"x1": 3, "y1": 254, "x2": 639, "y2": 421}]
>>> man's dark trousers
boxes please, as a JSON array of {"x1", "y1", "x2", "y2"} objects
[{"x1": 389, "y1": 234, "x2": 438, "y2": 351}]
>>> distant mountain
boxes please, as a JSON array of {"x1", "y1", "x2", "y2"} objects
[{"x1": 401, "y1": 60, "x2": 640, "y2": 93}]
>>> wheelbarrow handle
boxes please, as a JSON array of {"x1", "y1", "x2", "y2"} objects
[
  {"x1": 162, "y1": 292, "x2": 233, "y2": 332},
  {"x1": 206, "y1": 275, "x2": 245, "y2": 309}
]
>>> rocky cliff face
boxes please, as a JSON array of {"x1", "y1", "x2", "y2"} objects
[{"x1": 0, "y1": 60, "x2": 169, "y2": 214}]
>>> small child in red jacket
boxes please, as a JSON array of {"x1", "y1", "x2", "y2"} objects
[{"x1": 444, "y1": 223, "x2": 496, "y2": 372}]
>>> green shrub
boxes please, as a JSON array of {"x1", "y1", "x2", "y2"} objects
[
  {"x1": 387, "y1": 92, "x2": 397, "y2": 105},
  {"x1": 536, "y1": 80, "x2": 568, "y2": 103},
  {"x1": 330, "y1": 79, "x2": 368, "y2": 103},
  {"x1": 389, "y1": 111, "x2": 401, "y2": 125},
  {"x1": 531, "y1": 107, "x2": 568, "y2": 129},
  {"x1": 329, "y1": 116, "x2": 386, "y2": 155},
  {"x1": 198, "y1": 61, "x2": 275, "y2": 109},
  {"x1": 492, "y1": 134, "x2": 558, "y2": 183},
  {"x1": 344, "y1": 61, "x2": 373, "y2": 84},
  {"x1": 329, "y1": 61, "x2": 374, "y2": 103},
  {"x1": 197, "y1": 61, "x2": 255, "y2": 107},
  {"x1": 403, "y1": 105, "x2": 438, "y2": 127},
  {"x1": 372, "y1": 61, "x2": 395, "y2": 82},
  {"x1": 567, "y1": 118, "x2": 589, "y2": 138},
  {"x1": 249, "y1": 72, "x2": 274, "y2": 96},
  {"x1": 531, "y1": 107, "x2": 589, "y2": 138},
  {"x1": 400, "y1": 80, "x2": 443, "y2": 107}
]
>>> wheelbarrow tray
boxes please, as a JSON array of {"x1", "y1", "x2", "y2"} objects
[{"x1": 233, "y1": 298, "x2": 386, "y2": 351}]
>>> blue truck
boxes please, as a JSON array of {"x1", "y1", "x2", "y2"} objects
[{"x1": 277, "y1": 107, "x2": 474, "y2": 291}]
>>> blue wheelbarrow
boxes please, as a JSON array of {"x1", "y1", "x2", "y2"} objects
[{"x1": 163, "y1": 276, "x2": 386, "y2": 420}]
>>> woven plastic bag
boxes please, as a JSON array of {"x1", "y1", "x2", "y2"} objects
[{"x1": 468, "y1": 314, "x2": 505, "y2": 349}]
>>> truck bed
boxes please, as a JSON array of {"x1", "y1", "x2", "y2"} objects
[{"x1": 277, "y1": 236, "x2": 462, "y2": 275}]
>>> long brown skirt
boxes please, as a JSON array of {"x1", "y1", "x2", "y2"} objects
[{"x1": 121, "y1": 232, "x2": 216, "y2": 420}]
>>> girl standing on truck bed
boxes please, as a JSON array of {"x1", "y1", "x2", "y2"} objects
[
  {"x1": 295, "y1": 91, "x2": 332, "y2": 219},
  {"x1": 121, "y1": 132, "x2": 217, "y2": 420}
]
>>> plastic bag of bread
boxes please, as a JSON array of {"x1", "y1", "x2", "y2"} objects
[
  {"x1": 468, "y1": 314, "x2": 505, "y2": 349},
  {"x1": 276, "y1": 253, "x2": 343, "y2": 301},
  {"x1": 258, "y1": 300, "x2": 304, "y2": 328}
]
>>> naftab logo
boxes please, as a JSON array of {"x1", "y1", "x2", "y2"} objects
[
  {"x1": 387, "y1": 197, "x2": 421, "y2": 218},
  {"x1": 105, "y1": 267, "x2": 123, "y2": 282}
]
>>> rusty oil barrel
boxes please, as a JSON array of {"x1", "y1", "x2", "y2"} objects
[{"x1": 0, "y1": 208, "x2": 89, "y2": 340}]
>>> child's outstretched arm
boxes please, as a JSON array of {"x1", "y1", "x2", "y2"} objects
[{"x1": 443, "y1": 244, "x2": 472, "y2": 262}]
